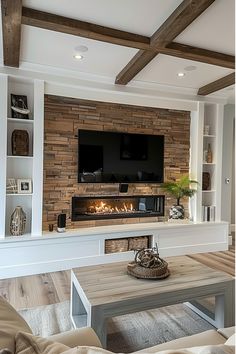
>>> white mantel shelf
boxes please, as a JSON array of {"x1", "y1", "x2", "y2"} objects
[
  {"x1": 0, "y1": 220, "x2": 227, "y2": 243},
  {"x1": 0, "y1": 221, "x2": 229, "y2": 279}
]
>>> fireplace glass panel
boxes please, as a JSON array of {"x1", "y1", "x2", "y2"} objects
[{"x1": 72, "y1": 195, "x2": 164, "y2": 221}]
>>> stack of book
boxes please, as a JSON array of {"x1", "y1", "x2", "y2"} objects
[{"x1": 202, "y1": 205, "x2": 215, "y2": 221}]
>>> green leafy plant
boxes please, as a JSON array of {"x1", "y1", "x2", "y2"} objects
[{"x1": 162, "y1": 175, "x2": 198, "y2": 206}]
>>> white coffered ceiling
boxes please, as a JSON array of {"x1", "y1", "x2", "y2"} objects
[{"x1": 0, "y1": 0, "x2": 235, "y2": 101}]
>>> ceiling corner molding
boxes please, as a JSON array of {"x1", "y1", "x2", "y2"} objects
[
  {"x1": 1, "y1": 0, "x2": 22, "y2": 67},
  {"x1": 198, "y1": 72, "x2": 235, "y2": 96}
]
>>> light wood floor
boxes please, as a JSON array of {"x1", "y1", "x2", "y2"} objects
[
  {"x1": 0, "y1": 242, "x2": 235, "y2": 310},
  {"x1": 0, "y1": 270, "x2": 71, "y2": 310},
  {"x1": 190, "y1": 247, "x2": 235, "y2": 276}
]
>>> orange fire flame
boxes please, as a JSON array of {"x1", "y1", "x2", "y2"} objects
[{"x1": 88, "y1": 201, "x2": 134, "y2": 214}]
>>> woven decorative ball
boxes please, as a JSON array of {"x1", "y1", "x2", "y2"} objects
[
  {"x1": 127, "y1": 247, "x2": 170, "y2": 280},
  {"x1": 127, "y1": 259, "x2": 170, "y2": 279}
]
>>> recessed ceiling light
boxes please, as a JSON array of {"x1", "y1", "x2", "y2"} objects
[
  {"x1": 74, "y1": 45, "x2": 88, "y2": 53},
  {"x1": 177, "y1": 72, "x2": 185, "y2": 77},
  {"x1": 73, "y1": 54, "x2": 83, "y2": 60},
  {"x1": 184, "y1": 65, "x2": 197, "y2": 71}
]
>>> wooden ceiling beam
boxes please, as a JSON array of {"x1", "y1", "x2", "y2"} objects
[
  {"x1": 3, "y1": 1, "x2": 231, "y2": 83},
  {"x1": 20, "y1": 5, "x2": 234, "y2": 73},
  {"x1": 115, "y1": 0, "x2": 216, "y2": 85},
  {"x1": 149, "y1": 0, "x2": 216, "y2": 48},
  {"x1": 21, "y1": 7, "x2": 150, "y2": 50},
  {"x1": 1, "y1": 0, "x2": 22, "y2": 67},
  {"x1": 198, "y1": 72, "x2": 235, "y2": 95},
  {"x1": 116, "y1": 50, "x2": 157, "y2": 85},
  {"x1": 115, "y1": 45, "x2": 235, "y2": 85},
  {"x1": 162, "y1": 43, "x2": 235, "y2": 69}
]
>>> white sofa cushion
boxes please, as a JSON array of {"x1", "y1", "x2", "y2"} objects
[
  {"x1": 133, "y1": 330, "x2": 226, "y2": 354},
  {"x1": 15, "y1": 331, "x2": 69, "y2": 354},
  {"x1": 15, "y1": 331, "x2": 234, "y2": 354},
  {"x1": 218, "y1": 328, "x2": 235, "y2": 340},
  {"x1": 48, "y1": 328, "x2": 102, "y2": 348},
  {"x1": 225, "y1": 334, "x2": 235, "y2": 346},
  {"x1": 0, "y1": 297, "x2": 32, "y2": 352}
]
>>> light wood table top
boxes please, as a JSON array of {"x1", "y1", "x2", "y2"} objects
[
  {"x1": 72, "y1": 255, "x2": 233, "y2": 306},
  {"x1": 71, "y1": 256, "x2": 234, "y2": 347}
]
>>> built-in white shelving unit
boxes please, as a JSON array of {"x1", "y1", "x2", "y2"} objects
[
  {"x1": 0, "y1": 74, "x2": 225, "y2": 237},
  {"x1": 0, "y1": 73, "x2": 229, "y2": 279},
  {"x1": 0, "y1": 74, "x2": 44, "y2": 239},
  {"x1": 190, "y1": 102, "x2": 223, "y2": 223},
  {"x1": 201, "y1": 103, "x2": 223, "y2": 222}
]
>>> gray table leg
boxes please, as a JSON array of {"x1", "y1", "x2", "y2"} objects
[
  {"x1": 70, "y1": 282, "x2": 88, "y2": 328},
  {"x1": 88, "y1": 306, "x2": 107, "y2": 348},
  {"x1": 186, "y1": 280, "x2": 235, "y2": 328},
  {"x1": 215, "y1": 281, "x2": 235, "y2": 327}
]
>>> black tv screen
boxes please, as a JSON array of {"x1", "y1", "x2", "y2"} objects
[{"x1": 78, "y1": 130, "x2": 164, "y2": 183}]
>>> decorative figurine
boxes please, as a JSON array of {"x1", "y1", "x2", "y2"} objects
[
  {"x1": 127, "y1": 243, "x2": 170, "y2": 279},
  {"x1": 10, "y1": 206, "x2": 26, "y2": 236},
  {"x1": 11, "y1": 94, "x2": 30, "y2": 119}
]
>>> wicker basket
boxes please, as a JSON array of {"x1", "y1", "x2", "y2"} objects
[
  {"x1": 128, "y1": 236, "x2": 149, "y2": 250},
  {"x1": 105, "y1": 238, "x2": 129, "y2": 254},
  {"x1": 127, "y1": 259, "x2": 170, "y2": 280}
]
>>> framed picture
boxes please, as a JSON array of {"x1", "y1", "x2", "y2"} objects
[
  {"x1": 17, "y1": 179, "x2": 32, "y2": 194},
  {"x1": 11, "y1": 94, "x2": 30, "y2": 119}
]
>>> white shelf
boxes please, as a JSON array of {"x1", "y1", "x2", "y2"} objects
[
  {"x1": 7, "y1": 118, "x2": 34, "y2": 124},
  {"x1": 202, "y1": 162, "x2": 215, "y2": 165},
  {"x1": 7, "y1": 155, "x2": 33, "y2": 159},
  {"x1": 203, "y1": 135, "x2": 216, "y2": 138},
  {"x1": 6, "y1": 193, "x2": 33, "y2": 196},
  {"x1": 4, "y1": 233, "x2": 32, "y2": 240},
  {"x1": 202, "y1": 190, "x2": 216, "y2": 193}
]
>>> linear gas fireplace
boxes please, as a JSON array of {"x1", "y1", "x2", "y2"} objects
[{"x1": 72, "y1": 195, "x2": 165, "y2": 221}]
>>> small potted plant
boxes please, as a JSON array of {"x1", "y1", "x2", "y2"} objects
[{"x1": 162, "y1": 175, "x2": 198, "y2": 219}]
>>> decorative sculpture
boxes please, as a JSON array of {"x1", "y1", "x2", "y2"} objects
[
  {"x1": 11, "y1": 94, "x2": 30, "y2": 119},
  {"x1": 10, "y1": 206, "x2": 26, "y2": 236},
  {"x1": 127, "y1": 243, "x2": 170, "y2": 279}
]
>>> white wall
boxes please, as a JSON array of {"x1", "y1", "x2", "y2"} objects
[
  {"x1": 221, "y1": 104, "x2": 235, "y2": 229},
  {"x1": 231, "y1": 119, "x2": 235, "y2": 227}
]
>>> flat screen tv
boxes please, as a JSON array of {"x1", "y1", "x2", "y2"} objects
[{"x1": 78, "y1": 129, "x2": 164, "y2": 183}]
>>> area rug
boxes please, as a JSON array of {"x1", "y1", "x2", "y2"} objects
[
  {"x1": 18, "y1": 301, "x2": 73, "y2": 337},
  {"x1": 19, "y1": 301, "x2": 214, "y2": 353}
]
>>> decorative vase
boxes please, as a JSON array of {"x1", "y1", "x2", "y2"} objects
[
  {"x1": 10, "y1": 206, "x2": 26, "y2": 236},
  {"x1": 169, "y1": 205, "x2": 185, "y2": 219},
  {"x1": 11, "y1": 129, "x2": 29, "y2": 156}
]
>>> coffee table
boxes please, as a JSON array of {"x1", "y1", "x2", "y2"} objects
[{"x1": 70, "y1": 256, "x2": 234, "y2": 347}]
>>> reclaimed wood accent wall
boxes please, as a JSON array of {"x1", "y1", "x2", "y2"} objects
[{"x1": 43, "y1": 95, "x2": 190, "y2": 230}]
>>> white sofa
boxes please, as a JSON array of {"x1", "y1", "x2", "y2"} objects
[{"x1": 0, "y1": 296, "x2": 234, "y2": 353}]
